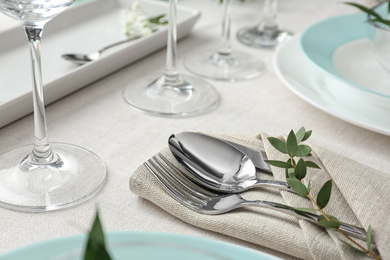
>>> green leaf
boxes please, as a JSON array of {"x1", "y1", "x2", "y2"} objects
[
  {"x1": 305, "y1": 161, "x2": 320, "y2": 169},
  {"x1": 285, "y1": 167, "x2": 295, "y2": 179},
  {"x1": 294, "y1": 158, "x2": 307, "y2": 180},
  {"x1": 295, "y1": 207, "x2": 318, "y2": 213},
  {"x1": 317, "y1": 180, "x2": 332, "y2": 209},
  {"x1": 267, "y1": 137, "x2": 287, "y2": 154},
  {"x1": 302, "y1": 130, "x2": 312, "y2": 142},
  {"x1": 83, "y1": 212, "x2": 112, "y2": 260},
  {"x1": 286, "y1": 130, "x2": 298, "y2": 156},
  {"x1": 148, "y1": 14, "x2": 167, "y2": 25},
  {"x1": 287, "y1": 178, "x2": 308, "y2": 197},
  {"x1": 367, "y1": 225, "x2": 372, "y2": 251},
  {"x1": 344, "y1": 2, "x2": 382, "y2": 20},
  {"x1": 318, "y1": 215, "x2": 340, "y2": 229},
  {"x1": 296, "y1": 127, "x2": 306, "y2": 143},
  {"x1": 368, "y1": 18, "x2": 390, "y2": 26},
  {"x1": 295, "y1": 145, "x2": 311, "y2": 157},
  {"x1": 265, "y1": 160, "x2": 292, "y2": 169},
  {"x1": 307, "y1": 180, "x2": 312, "y2": 193}
]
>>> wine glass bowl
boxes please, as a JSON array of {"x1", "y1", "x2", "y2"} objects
[
  {"x1": 0, "y1": 0, "x2": 106, "y2": 212},
  {"x1": 183, "y1": 0, "x2": 265, "y2": 82},
  {"x1": 123, "y1": 0, "x2": 219, "y2": 117},
  {"x1": 237, "y1": 0, "x2": 292, "y2": 48}
]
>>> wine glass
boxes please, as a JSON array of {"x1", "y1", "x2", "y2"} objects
[
  {"x1": 183, "y1": 0, "x2": 265, "y2": 82},
  {"x1": 123, "y1": 0, "x2": 219, "y2": 117},
  {"x1": 237, "y1": 0, "x2": 292, "y2": 48},
  {"x1": 0, "y1": 0, "x2": 106, "y2": 212}
]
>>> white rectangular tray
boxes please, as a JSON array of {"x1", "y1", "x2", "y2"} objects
[{"x1": 0, "y1": 0, "x2": 200, "y2": 128}]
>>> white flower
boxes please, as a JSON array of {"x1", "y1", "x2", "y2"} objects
[{"x1": 122, "y1": 1, "x2": 158, "y2": 39}]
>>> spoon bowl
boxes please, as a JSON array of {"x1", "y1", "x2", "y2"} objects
[{"x1": 168, "y1": 132, "x2": 292, "y2": 194}]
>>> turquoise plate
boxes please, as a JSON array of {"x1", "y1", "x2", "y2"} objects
[
  {"x1": 299, "y1": 4, "x2": 387, "y2": 96},
  {"x1": 0, "y1": 232, "x2": 279, "y2": 260}
]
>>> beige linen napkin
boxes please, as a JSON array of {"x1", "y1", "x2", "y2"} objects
[{"x1": 129, "y1": 132, "x2": 389, "y2": 260}]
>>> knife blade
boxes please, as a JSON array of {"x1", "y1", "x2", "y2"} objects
[{"x1": 222, "y1": 139, "x2": 272, "y2": 173}]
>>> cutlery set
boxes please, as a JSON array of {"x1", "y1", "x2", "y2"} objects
[{"x1": 144, "y1": 132, "x2": 369, "y2": 241}]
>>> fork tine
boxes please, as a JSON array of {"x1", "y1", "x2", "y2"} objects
[
  {"x1": 144, "y1": 158, "x2": 205, "y2": 210},
  {"x1": 157, "y1": 153, "x2": 218, "y2": 198},
  {"x1": 151, "y1": 155, "x2": 211, "y2": 201}
]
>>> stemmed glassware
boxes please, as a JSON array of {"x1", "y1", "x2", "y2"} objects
[
  {"x1": 123, "y1": 0, "x2": 219, "y2": 117},
  {"x1": 237, "y1": 0, "x2": 292, "y2": 48},
  {"x1": 0, "y1": 0, "x2": 106, "y2": 212},
  {"x1": 183, "y1": 0, "x2": 265, "y2": 82}
]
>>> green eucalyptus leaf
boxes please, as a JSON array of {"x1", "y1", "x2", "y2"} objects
[
  {"x1": 302, "y1": 130, "x2": 312, "y2": 142},
  {"x1": 295, "y1": 145, "x2": 311, "y2": 157},
  {"x1": 294, "y1": 158, "x2": 307, "y2": 180},
  {"x1": 367, "y1": 225, "x2": 372, "y2": 251},
  {"x1": 305, "y1": 161, "x2": 320, "y2": 169},
  {"x1": 307, "y1": 180, "x2": 312, "y2": 193},
  {"x1": 267, "y1": 137, "x2": 287, "y2": 154},
  {"x1": 83, "y1": 212, "x2": 112, "y2": 260},
  {"x1": 285, "y1": 167, "x2": 295, "y2": 179},
  {"x1": 286, "y1": 130, "x2": 298, "y2": 156},
  {"x1": 344, "y1": 2, "x2": 382, "y2": 20},
  {"x1": 318, "y1": 215, "x2": 340, "y2": 229},
  {"x1": 317, "y1": 180, "x2": 332, "y2": 209},
  {"x1": 296, "y1": 127, "x2": 306, "y2": 143},
  {"x1": 265, "y1": 160, "x2": 292, "y2": 168},
  {"x1": 295, "y1": 207, "x2": 318, "y2": 213},
  {"x1": 287, "y1": 178, "x2": 308, "y2": 197}
]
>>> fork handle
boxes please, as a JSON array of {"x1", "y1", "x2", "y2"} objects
[
  {"x1": 241, "y1": 200, "x2": 368, "y2": 241},
  {"x1": 254, "y1": 179, "x2": 292, "y2": 191}
]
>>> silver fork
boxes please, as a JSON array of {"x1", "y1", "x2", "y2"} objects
[{"x1": 144, "y1": 153, "x2": 369, "y2": 241}]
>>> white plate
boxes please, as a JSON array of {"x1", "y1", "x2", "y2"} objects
[
  {"x1": 273, "y1": 35, "x2": 390, "y2": 136},
  {"x1": 299, "y1": 7, "x2": 390, "y2": 110},
  {"x1": 0, "y1": 0, "x2": 200, "y2": 128}
]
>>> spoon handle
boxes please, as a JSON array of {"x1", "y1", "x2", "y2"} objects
[
  {"x1": 254, "y1": 179, "x2": 292, "y2": 191},
  {"x1": 99, "y1": 35, "x2": 142, "y2": 54},
  {"x1": 241, "y1": 199, "x2": 368, "y2": 241}
]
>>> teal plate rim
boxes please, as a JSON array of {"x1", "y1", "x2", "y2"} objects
[
  {"x1": 299, "y1": 4, "x2": 390, "y2": 99},
  {"x1": 0, "y1": 231, "x2": 280, "y2": 260}
]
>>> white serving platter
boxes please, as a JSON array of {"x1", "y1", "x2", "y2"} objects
[{"x1": 0, "y1": 0, "x2": 200, "y2": 128}]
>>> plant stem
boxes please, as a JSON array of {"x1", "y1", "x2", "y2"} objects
[
  {"x1": 337, "y1": 228, "x2": 381, "y2": 260},
  {"x1": 306, "y1": 194, "x2": 331, "y2": 221},
  {"x1": 307, "y1": 191, "x2": 380, "y2": 259}
]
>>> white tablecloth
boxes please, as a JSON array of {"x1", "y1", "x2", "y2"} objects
[{"x1": 0, "y1": 0, "x2": 389, "y2": 259}]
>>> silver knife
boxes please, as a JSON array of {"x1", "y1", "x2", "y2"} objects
[{"x1": 222, "y1": 139, "x2": 272, "y2": 173}]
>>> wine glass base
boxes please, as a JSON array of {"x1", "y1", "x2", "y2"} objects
[
  {"x1": 123, "y1": 74, "x2": 220, "y2": 117},
  {"x1": 237, "y1": 27, "x2": 292, "y2": 48},
  {"x1": 184, "y1": 50, "x2": 265, "y2": 82},
  {"x1": 0, "y1": 143, "x2": 106, "y2": 212}
]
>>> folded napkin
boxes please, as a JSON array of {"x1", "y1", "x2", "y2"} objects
[{"x1": 129, "y1": 132, "x2": 389, "y2": 260}]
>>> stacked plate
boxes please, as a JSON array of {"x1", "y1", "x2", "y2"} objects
[{"x1": 273, "y1": 6, "x2": 390, "y2": 136}]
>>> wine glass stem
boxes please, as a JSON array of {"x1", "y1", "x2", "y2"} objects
[
  {"x1": 217, "y1": 0, "x2": 232, "y2": 56},
  {"x1": 257, "y1": 0, "x2": 278, "y2": 30},
  {"x1": 24, "y1": 26, "x2": 55, "y2": 164},
  {"x1": 164, "y1": 0, "x2": 179, "y2": 83}
]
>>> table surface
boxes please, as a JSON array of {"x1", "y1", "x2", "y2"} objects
[{"x1": 0, "y1": 0, "x2": 389, "y2": 258}]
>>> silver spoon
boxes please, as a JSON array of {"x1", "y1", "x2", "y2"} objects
[
  {"x1": 168, "y1": 131, "x2": 292, "y2": 194},
  {"x1": 61, "y1": 35, "x2": 141, "y2": 65}
]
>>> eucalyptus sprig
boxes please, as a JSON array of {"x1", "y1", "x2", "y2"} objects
[
  {"x1": 265, "y1": 127, "x2": 381, "y2": 260},
  {"x1": 345, "y1": 1, "x2": 390, "y2": 27}
]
